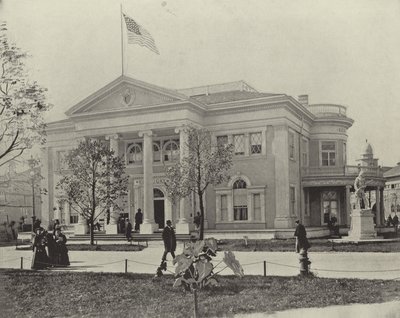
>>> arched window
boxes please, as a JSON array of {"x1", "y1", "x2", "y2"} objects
[
  {"x1": 154, "y1": 188, "x2": 164, "y2": 198},
  {"x1": 233, "y1": 179, "x2": 247, "y2": 189},
  {"x1": 233, "y1": 179, "x2": 248, "y2": 220},
  {"x1": 127, "y1": 143, "x2": 142, "y2": 164},
  {"x1": 153, "y1": 142, "x2": 161, "y2": 162},
  {"x1": 163, "y1": 140, "x2": 180, "y2": 162}
]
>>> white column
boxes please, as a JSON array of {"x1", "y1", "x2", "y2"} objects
[
  {"x1": 64, "y1": 201, "x2": 70, "y2": 226},
  {"x1": 175, "y1": 126, "x2": 190, "y2": 234},
  {"x1": 244, "y1": 133, "x2": 250, "y2": 156},
  {"x1": 261, "y1": 128, "x2": 267, "y2": 156},
  {"x1": 215, "y1": 195, "x2": 221, "y2": 222},
  {"x1": 375, "y1": 187, "x2": 381, "y2": 226},
  {"x1": 272, "y1": 125, "x2": 295, "y2": 228},
  {"x1": 104, "y1": 134, "x2": 120, "y2": 234},
  {"x1": 138, "y1": 130, "x2": 157, "y2": 234},
  {"x1": 247, "y1": 192, "x2": 253, "y2": 222},
  {"x1": 228, "y1": 191, "x2": 234, "y2": 221},
  {"x1": 346, "y1": 185, "x2": 352, "y2": 226},
  {"x1": 260, "y1": 192, "x2": 266, "y2": 223}
]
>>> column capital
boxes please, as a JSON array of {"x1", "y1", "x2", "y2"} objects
[
  {"x1": 138, "y1": 130, "x2": 153, "y2": 138},
  {"x1": 105, "y1": 133, "x2": 121, "y2": 141},
  {"x1": 174, "y1": 125, "x2": 188, "y2": 134}
]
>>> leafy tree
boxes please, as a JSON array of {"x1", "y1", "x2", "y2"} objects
[
  {"x1": 0, "y1": 22, "x2": 52, "y2": 167},
  {"x1": 163, "y1": 127, "x2": 233, "y2": 240},
  {"x1": 57, "y1": 139, "x2": 128, "y2": 245}
]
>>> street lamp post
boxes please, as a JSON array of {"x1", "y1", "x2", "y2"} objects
[{"x1": 27, "y1": 156, "x2": 37, "y2": 226}]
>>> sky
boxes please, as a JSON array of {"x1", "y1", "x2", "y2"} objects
[{"x1": 0, "y1": 0, "x2": 399, "y2": 167}]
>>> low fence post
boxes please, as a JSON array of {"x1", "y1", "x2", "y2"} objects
[
  {"x1": 20, "y1": 257, "x2": 23, "y2": 269},
  {"x1": 125, "y1": 259, "x2": 128, "y2": 274},
  {"x1": 263, "y1": 261, "x2": 266, "y2": 277}
]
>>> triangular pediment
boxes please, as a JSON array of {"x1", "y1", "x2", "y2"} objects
[{"x1": 65, "y1": 76, "x2": 191, "y2": 116}]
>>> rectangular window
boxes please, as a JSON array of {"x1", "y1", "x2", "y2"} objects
[
  {"x1": 233, "y1": 134, "x2": 245, "y2": 155},
  {"x1": 290, "y1": 187, "x2": 296, "y2": 215},
  {"x1": 234, "y1": 206, "x2": 248, "y2": 220},
  {"x1": 217, "y1": 135, "x2": 228, "y2": 146},
  {"x1": 250, "y1": 133, "x2": 262, "y2": 154},
  {"x1": 321, "y1": 141, "x2": 336, "y2": 166},
  {"x1": 253, "y1": 193, "x2": 261, "y2": 220},
  {"x1": 289, "y1": 132, "x2": 295, "y2": 159},
  {"x1": 70, "y1": 215, "x2": 78, "y2": 224},
  {"x1": 302, "y1": 139, "x2": 308, "y2": 166},
  {"x1": 221, "y1": 194, "x2": 227, "y2": 221},
  {"x1": 322, "y1": 191, "x2": 338, "y2": 224}
]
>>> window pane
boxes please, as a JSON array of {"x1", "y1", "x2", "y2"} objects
[
  {"x1": 233, "y1": 179, "x2": 247, "y2": 189},
  {"x1": 321, "y1": 142, "x2": 336, "y2": 151},
  {"x1": 217, "y1": 135, "x2": 228, "y2": 146},
  {"x1": 234, "y1": 134, "x2": 244, "y2": 155},
  {"x1": 250, "y1": 133, "x2": 262, "y2": 154}
]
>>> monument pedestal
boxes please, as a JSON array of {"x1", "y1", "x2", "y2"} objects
[{"x1": 347, "y1": 208, "x2": 381, "y2": 241}]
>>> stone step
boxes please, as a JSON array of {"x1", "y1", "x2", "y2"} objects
[{"x1": 69, "y1": 233, "x2": 191, "y2": 241}]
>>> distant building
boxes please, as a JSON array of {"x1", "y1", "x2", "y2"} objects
[
  {"x1": 0, "y1": 163, "x2": 42, "y2": 228},
  {"x1": 40, "y1": 76, "x2": 385, "y2": 236},
  {"x1": 383, "y1": 162, "x2": 400, "y2": 218}
]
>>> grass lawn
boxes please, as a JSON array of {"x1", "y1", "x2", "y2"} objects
[
  {"x1": 1, "y1": 269, "x2": 400, "y2": 317},
  {"x1": 217, "y1": 238, "x2": 400, "y2": 253}
]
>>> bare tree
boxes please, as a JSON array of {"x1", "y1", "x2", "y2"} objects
[{"x1": 164, "y1": 127, "x2": 233, "y2": 240}]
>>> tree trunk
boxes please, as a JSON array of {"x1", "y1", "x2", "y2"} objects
[
  {"x1": 198, "y1": 191, "x2": 205, "y2": 240},
  {"x1": 90, "y1": 219, "x2": 94, "y2": 245}
]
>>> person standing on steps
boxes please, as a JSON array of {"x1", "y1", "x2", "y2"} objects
[{"x1": 134, "y1": 208, "x2": 143, "y2": 232}]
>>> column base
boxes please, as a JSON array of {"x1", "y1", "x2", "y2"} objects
[
  {"x1": 104, "y1": 223, "x2": 118, "y2": 235},
  {"x1": 140, "y1": 222, "x2": 157, "y2": 234},
  {"x1": 175, "y1": 222, "x2": 190, "y2": 234},
  {"x1": 274, "y1": 216, "x2": 296, "y2": 229},
  {"x1": 74, "y1": 223, "x2": 88, "y2": 235}
]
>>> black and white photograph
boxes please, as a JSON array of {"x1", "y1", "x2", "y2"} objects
[{"x1": 0, "y1": 0, "x2": 400, "y2": 317}]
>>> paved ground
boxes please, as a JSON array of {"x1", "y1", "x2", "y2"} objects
[{"x1": 2, "y1": 241, "x2": 400, "y2": 279}]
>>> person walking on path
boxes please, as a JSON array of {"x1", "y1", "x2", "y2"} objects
[
  {"x1": 193, "y1": 212, "x2": 201, "y2": 231},
  {"x1": 125, "y1": 219, "x2": 132, "y2": 242},
  {"x1": 134, "y1": 208, "x2": 143, "y2": 232},
  {"x1": 161, "y1": 220, "x2": 176, "y2": 261},
  {"x1": 294, "y1": 220, "x2": 310, "y2": 253}
]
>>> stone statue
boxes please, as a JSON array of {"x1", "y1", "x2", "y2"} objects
[{"x1": 354, "y1": 170, "x2": 368, "y2": 209}]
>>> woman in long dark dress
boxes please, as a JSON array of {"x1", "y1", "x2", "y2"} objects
[
  {"x1": 46, "y1": 232, "x2": 58, "y2": 266},
  {"x1": 55, "y1": 228, "x2": 70, "y2": 266},
  {"x1": 31, "y1": 228, "x2": 49, "y2": 270}
]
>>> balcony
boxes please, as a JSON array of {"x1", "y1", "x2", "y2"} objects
[
  {"x1": 302, "y1": 165, "x2": 384, "y2": 178},
  {"x1": 308, "y1": 104, "x2": 347, "y2": 118}
]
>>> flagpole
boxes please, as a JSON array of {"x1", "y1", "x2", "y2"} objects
[{"x1": 120, "y1": 3, "x2": 124, "y2": 76}]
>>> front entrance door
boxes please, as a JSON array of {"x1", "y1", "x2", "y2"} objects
[{"x1": 153, "y1": 188, "x2": 165, "y2": 229}]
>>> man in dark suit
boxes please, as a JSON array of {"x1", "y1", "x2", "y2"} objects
[
  {"x1": 161, "y1": 220, "x2": 176, "y2": 261},
  {"x1": 294, "y1": 219, "x2": 310, "y2": 253}
]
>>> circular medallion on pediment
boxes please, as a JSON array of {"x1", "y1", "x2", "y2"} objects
[{"x1": 121, "y1": 87, "x2": 136, "y2": 106}]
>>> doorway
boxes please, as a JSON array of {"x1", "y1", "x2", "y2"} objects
[{"x1": 153, "y1": 188, "x2": 165, "y2": 229}]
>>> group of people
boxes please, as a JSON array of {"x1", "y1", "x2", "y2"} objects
[
  {"x1": 31, "y1": 220, "x2": 70, "y2": 270},
  {"x1": 121, "y1": 209, "x2": 144, "y2": 242}
]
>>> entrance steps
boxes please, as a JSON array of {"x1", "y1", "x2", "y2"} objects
[{"x1": 69, "y1": 232, "x2": 191, "y2": 242}]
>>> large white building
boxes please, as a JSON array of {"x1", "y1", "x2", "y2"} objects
[{"x1": 40, "y1": 76, "x2": 385, "y2": 237}]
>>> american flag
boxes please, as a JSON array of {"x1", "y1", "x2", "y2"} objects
[{"x1": 123, "y1": 13, "x2": 159, "y2": 55}]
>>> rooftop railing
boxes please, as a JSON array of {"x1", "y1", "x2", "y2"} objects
[
  {"x1": 302, "y1": 165, "x2": 383, "y2": 177},
  {"x1": 308, "y1": 104, "x2": 347, "y2": 118}
]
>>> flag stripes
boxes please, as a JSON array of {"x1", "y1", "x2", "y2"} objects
[{"x1": 123, "y1": 13, "x2": 159, "y2": 55}]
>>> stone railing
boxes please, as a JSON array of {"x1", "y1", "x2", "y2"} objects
[
  {"x1": 302, "y1": 165, "x2": 383, "y2": 177},
  {"x1": 308, "y1": 104, "x2": 347, "y2": 117}
]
